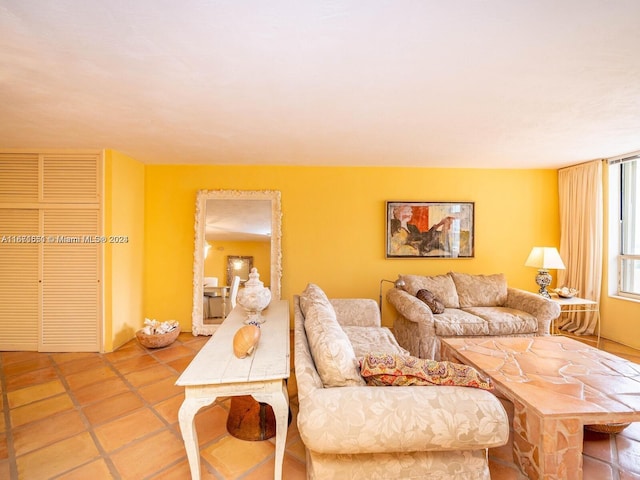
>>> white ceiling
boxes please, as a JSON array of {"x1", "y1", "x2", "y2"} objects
[{"x1": 2, "y1": 1, "x2": 640, "y2": 169}]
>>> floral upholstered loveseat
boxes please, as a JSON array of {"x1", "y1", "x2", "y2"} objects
[
  {"x1": 294, "y1": 283, "x2": 509, "y2": 480},
  {"x1": 387, "y1": 272, "x2": 561, "y2": 360}
]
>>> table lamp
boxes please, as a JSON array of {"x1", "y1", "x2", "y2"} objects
[{"x1": 525, "y1": 247, "x2": 566, "y2": 298}]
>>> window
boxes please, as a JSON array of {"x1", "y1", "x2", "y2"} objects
[{"x1": 618, "y1": 157, "x2": 640, "y2": 298}]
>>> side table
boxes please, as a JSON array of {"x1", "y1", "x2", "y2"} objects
[
  {"x1": 176, "y1": 300, "x2": 290, "y2": 480},
  {"x1": 549, "y1": 295, "x2": 601, "y2": 347}
]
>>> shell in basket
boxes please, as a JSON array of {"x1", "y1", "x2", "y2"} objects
[
  {"x1": 233, "y1": 325, "x2": 261, "y2": 359},
  {"x1": 136, "y1": 326, "x2": 180, "y2": 348},
  {"x1": 553, "y1": 287, "x2": 579, "y2": 298}
]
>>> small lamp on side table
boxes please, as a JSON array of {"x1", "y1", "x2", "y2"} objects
[
  {"x1": 379, "y1": 276, "x2": 406, "y2": 312},
  {"x1": 525, "y1": 247, "x2": 566, "y2": 298}
]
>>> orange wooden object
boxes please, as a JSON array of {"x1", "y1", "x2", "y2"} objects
[{"x1": 226, "y1": 395, "x2": 276, "y2": 441}]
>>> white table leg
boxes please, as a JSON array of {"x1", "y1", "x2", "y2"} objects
[
  {"x1": 178, "y1": 395, "x2": 217, "y2": 480},
  {"x1": 254, "y1": 381, "x2": 289, "y2": 480}
]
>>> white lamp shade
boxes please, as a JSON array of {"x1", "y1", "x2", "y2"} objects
[{"x1": 525, "y1": 247, "x2": 565, "y2": 270}]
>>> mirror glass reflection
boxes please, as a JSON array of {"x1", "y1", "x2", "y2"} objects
[{"x1": 192, "y1": 190, "x2": 282, "y2": 335}]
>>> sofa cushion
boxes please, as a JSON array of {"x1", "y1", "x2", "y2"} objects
[
  {"x1": 300, "y1": 283, "x2": 333, "y2": 315},
  {"x1": 416, "y1": 289, "x2": 445, "y2": 314},
  {"x1": 400, "y1": 274, "x2": 460, "y2": 308},
  {"x1": 433, "y1": 309, "x2": 489, "y2": 336},
  {"x1": 359, "y1": 353, "x2": 493, "y2": 390},
  {"x1": 450, "y1": 272, "x2": 508, "y2": 308},
  {"x1": 302, "y1": 285, "x2": 365, "y2": 387},
  {"x1": 342, "y1": 326, "x2": 409, "y2": 358},
  {"x1": 462, "y1": 307, "x2": 539, "y2": 335}
]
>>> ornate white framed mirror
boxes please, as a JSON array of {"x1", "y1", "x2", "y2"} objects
[{"x1": 192, "y1": 190, "x2": 282, "y2": 335}]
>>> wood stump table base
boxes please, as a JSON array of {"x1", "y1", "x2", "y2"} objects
[{"x1": 227, "y1": 395, "x2": 276, "y2": 441}]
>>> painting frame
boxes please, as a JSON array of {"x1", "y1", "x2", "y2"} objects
[{"x1": 386, "y1": 201, "x2": 475, "y2": 258}]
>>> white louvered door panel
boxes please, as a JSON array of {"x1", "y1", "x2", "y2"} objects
[
  {"x1": 0, "y1": 209, "x2": 39, "y2": 350},
  {"x1": 41, "y1": 209, "x2": 101, "y2": 352},
  {"x1": 0, "y1": 154, "x2": 39, "y2": 203},
  {"x1": 42, "y1": 154, "x2": 100, "y2": 203}
]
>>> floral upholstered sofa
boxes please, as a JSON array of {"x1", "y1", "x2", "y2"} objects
[
  {"x1": 387, "y1": 272, "x2": 561, "y2": 360},
  {"x1": 294, "y1": 283, "x2": 509, "y2": 480}
]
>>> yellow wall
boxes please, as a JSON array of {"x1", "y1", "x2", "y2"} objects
[
  {"x1": 144, "y1": 165, "x2": 560, "y2": 329},
  {"x1": 103, "y1": 150, "x2": 145, "y2": 351},
  {"x1": 205, "y1": 240, "x2": 271, "y2": 287}
]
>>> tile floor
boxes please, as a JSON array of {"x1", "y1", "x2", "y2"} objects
[{"x1": 0, "y1": 331, "x2": 639, "y2": 479}]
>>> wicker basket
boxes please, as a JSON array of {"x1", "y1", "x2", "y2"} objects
[
  {"x1": 585, "y1": 422, "x2": 630, "y2": 434},
  {"x1": 136, "y1": 326, "x2": 180, "y2": 348}
]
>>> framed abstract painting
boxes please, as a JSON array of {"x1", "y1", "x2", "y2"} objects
[{"x1": 386, "y1": 201, "x2": 475, "y2": 258}]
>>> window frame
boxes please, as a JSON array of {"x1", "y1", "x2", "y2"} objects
[{"x1": 611, "y1": 154, "x2": 640, "y2": 301}]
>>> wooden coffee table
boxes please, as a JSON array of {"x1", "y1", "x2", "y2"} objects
[{"x1": 441, "y1": 336, "x2": 640, "y2": 480}]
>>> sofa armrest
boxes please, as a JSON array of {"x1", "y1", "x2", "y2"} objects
[
  {"x1": 386, "y1": 288, "x2": 440, "y2": 358},
  {"x1": 330, "y1": 298, "x2": 381, "y2": 327},
  {"x1": 386, "y1": 288, "x2": 435, "y2": 326},
  {"x1": 298, "y1": 385, "x2": 509, "y2": 454},
  {"x1": 505, "y1": 287, "x2": 561, "y2": 334}
]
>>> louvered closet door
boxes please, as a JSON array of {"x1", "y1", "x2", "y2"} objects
[
  {"x1": 42, "y1": 154, "x2": 100, "y2": 203},
  {"x1": 0, "y1": 209, "x2": 39, "y2": 351},
  {"x1": 41, "y1": 209, "x2": 101, "y2": 352}
]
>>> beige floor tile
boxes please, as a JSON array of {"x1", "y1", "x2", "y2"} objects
[
  {"x1": 153, "y1": 394, "x2": 184, "y2": 425},
  {"x1": 1, "y1": 351, "x2": 44, "y2": 366},
  {"x1": 123, "y1": 363, "x2": 175, "y2": 388},
  {"x1": 7, "y1": 379, "x2": 66, "y2": 408},
  {"x1": 193, "y1": 405, "x2": 230, "y2": 446},
  {"x1": 146, "y1": 459, "x2": 218, "y2": 479},
  {"x1": 112, "y1": 354, "x2": 159, "y2": 374},
  {"x1": 16, "y1": 432, "x2": 100, "y2": 480},
  {"x1": 71, "y1": 376, "x2": 131, "y2": 406},
  {"x1": 0, "y1": 433, "x2": 7, "y2": 460},
  {"x1": 166, "y1": 356, "x2": 194, "y2": 374},
  {"x1": 55, "y1": 355, "x2": 106, "y2": 376},
  {"x1": 150, "y1": 344, "x2": 195, "y2": 363},
  {"x1": 55, "y1": 458, "x2": 117, "y2": 479},
  {"x1": 137, "y1": 375, "x2": 183, "y2": 404},
  {"x1": 13, "y1": 410, "x2": 86, "y2": 456},
  {"x1": 65, "y1": 365, "x2": 117, "y2": 390},
  {"x1": 103, "y1": 342, "x2": 146, "y2": 363},
  {"x1": 201, "y1": 435, "x2": 274, "y2": 479},
  {"x1": 615, "y1": 435, "x2": 640, "y2": 475},
  {"x1": 0, "y1": 459, "x2": 10, "y2": 479},
  {"x1": 3, "y1": 356, "x2": 53, "y2": 377},
  {"x1": 4, "y1": 366, "x2": 58, "y2": 391},
  {"x1": 10, "y1": 394, "x2": 74, "y2": 428},
  {"x1": 285, "y1": 437, "x2": 307, "y2": 463},
  {"x1": 50, "y1": 351, "x2": 95, "y2": 366},
  {"x1": 110, "y1": 430, "x2": 185, "y2": 480},
  {"x1": 243, "y1": 454, "x2": 307, "y2": 480},
  {"x1": 82, "y1": 391, "x2": 145, "y2": 426},
  {"x1": 94, "y1": 408, "x2": 165, "y2": 452}
]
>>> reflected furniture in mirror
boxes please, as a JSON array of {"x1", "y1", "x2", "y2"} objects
[
  {"x1": 192, "y1": 190, "x2": 282, "y2": 335},
  {"x1": 227, "y1": 255, "x2": 253, "y2": 285}
]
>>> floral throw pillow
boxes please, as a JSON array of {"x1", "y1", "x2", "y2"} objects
[
  {"x1": 416, "y1": 289, "x2": 445, "y2": 314},
  {"x1": 359, "y1": 353, "x2": 493, "y2": 390}
]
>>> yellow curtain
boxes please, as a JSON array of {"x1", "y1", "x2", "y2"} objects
[{"x1": 556, "y1": 160, "x2": 603, "y2": 334}]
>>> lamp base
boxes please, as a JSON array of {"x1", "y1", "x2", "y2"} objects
[{"x1": 535, "y1": 269, "x2": 552, "y2": 298}]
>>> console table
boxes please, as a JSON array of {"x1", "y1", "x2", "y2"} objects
[
  {"x1": 549, "y1": 295, "x2": 601, "y2": 346},
  {"x1": 176, "y1": 300, "x2": 290, "y2": 480}
]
